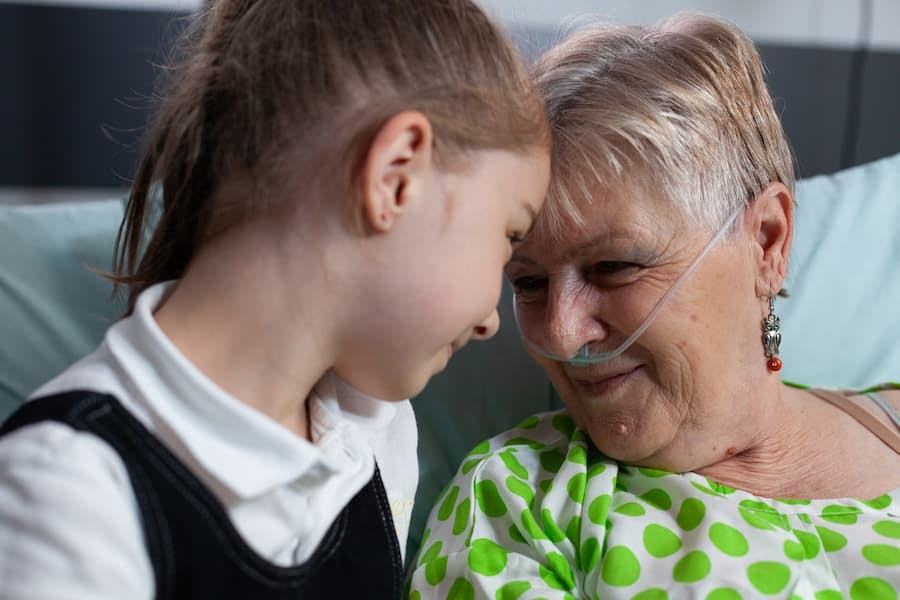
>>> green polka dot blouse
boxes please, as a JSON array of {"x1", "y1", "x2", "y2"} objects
[{"x1": 407, "y1": 410, "x2": 900, "y2": 599}]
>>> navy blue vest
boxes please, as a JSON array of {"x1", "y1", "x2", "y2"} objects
[{"x1": 0, "y1": 391, "x2": 404, "y2": 599}]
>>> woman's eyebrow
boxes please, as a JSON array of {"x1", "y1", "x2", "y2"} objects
[{"x1": 561, "y1": 231, "x2": 638, "y2": 261}]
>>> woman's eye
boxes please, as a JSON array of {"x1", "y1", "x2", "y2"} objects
[
  {"x1": 590, "y1": 261, "x2": 641, "y2": 274},
  {"x1": 587, "y1": 261, "x2": 643, "y2": 283},
  {"x1": 511, "y1": 275, "x2": 547, "y2": 295}
]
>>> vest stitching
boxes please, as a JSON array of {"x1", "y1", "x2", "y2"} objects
[{"x1": 371, "y1": 468, "x2": 403, "y2": 597}]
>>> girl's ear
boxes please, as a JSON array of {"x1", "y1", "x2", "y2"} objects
[
  {"x1": 360, "y1": 111, "x2": 434, "y2": 233},
  {"x1": 749, "y1": 182, "x2": 794, "y2": 297}
]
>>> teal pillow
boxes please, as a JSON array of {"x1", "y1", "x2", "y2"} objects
[
  {"x1": 779, "y1": 152, "x2": 900, "y2": 388},
  {"x1": 0, "y1": 200, "x2": 126, "y2": 418}
]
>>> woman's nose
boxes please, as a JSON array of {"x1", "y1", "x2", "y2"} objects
[
  {"x1": 472, "y1": 308, "x2": 500, "y2": 341},
  {"x1": 535, "y1": 281, "x2": 608, "y2": 360}
]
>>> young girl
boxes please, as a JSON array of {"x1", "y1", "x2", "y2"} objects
[{"x1": 0, "y1": 2, "x2": 549, "y2": 598}]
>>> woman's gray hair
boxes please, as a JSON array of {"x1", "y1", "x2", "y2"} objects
[{"x1": 532, "y1": 12, "x2": 795, "y2": 238}]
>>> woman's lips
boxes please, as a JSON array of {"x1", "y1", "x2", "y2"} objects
[{"x1": 572, "y1": 365, "x2": 642, "y2": 395}]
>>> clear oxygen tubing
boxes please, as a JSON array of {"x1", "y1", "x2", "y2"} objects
[{"x1": 512, "y1": 202, "x2": 747, "y2": 367}]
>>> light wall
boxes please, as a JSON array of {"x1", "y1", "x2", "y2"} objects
[
  {"x1": 481, "y1": 0, "x2": 900, "y2": 51},
  {"x1": 2, "y1": 0, "x2": 897, "y2": 49}
]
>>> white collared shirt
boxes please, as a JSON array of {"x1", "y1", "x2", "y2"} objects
[{"x1": 0, "y1": 282, "x2": 418, "y2": 599}]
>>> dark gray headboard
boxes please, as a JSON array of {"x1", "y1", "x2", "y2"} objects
[{"x1": 2, "y1": 3, "x2": 898, "y2": 190}]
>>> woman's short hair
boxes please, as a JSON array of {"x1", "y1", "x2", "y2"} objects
[{"x1": 532, "y1": 12, "x2": 795, "y2": 237}]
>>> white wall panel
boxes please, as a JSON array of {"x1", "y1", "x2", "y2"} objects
[
  {"x1": 871, "y1": 0, "x2": 900, "y2": 50},
  {"x1": 2, "y1": 0, "x2": 894, "y2": 50},
  {"x1": 480, "y1": 0, "x2": 899, "y2": 50}
]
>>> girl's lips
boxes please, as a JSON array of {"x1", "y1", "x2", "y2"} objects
[
  {"x1": 573, "y1": 365, "x2": 642, "y2": 395},
  {"x1": 447, "y1": 340, "x2": 465, "y2": 360}
]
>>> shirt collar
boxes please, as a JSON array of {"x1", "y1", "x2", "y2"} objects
[{"x1": 104, "y1": 282, "x2": 398, "y2": 499}]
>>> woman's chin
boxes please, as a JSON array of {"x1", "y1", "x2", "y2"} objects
[{"x1": 579, "y1": 413, "x2": 674, "y2": 466}]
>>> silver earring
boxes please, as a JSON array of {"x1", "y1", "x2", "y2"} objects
[{"x1": 762, "y1": 296, "x2": 782, "y2": 372}]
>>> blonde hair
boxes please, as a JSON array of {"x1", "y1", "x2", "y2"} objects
[
  {"x1": 113, "y1": 0, "x2": 549, "y2": 312},
  {"x1": 532, "y1": 13, "x2": 794, "y2": 237}
]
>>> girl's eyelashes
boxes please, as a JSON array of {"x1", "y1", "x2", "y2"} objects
[{"x1": 507, "y1": 232, "x2": 526, "y2": 245}]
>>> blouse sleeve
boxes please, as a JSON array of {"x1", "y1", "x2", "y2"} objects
[
  {"x1": 407, "y1": 410, "x2": 609, "y2": 599},
  {"x1": 0, "y1": 422, "x2": 153, "y2": 600}
]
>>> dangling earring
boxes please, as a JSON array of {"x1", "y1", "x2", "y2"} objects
[{"x1": 762, "y1": 296, "x2": 782, "y2": 372}]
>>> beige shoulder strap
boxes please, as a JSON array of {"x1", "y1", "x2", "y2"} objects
[{"x1": 807, "y1": 388, "x2": 900, "y2": 455}]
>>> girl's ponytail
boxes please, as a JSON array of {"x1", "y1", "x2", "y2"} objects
[{"x1": 113, "y1": 0, "x2": 549, "y2": 312}]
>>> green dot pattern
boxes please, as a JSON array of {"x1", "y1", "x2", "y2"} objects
[
  {"x1": 438, "y1": 486, "x2": 459, "y2": 521},
  {"x1": 408, "y1": 409, "x2": 900, "y2": 599},
  {"x1": 747, "y1": 561, "x2": 791, "y2": 594},
  {"x1": 506, "y1": 476, "x2": 534, "y2": 509},
  {"x1": 475, "y1": 480, "x2": 507, "y2": 517},
  {"x1": 517, "y1": 415, "x2": 540, "y2": 430},
  {"x1": 673, "y1": 550, "x2": 711, "y2": 583},
  {"x1": 874, "y1": 520, "x2": 900, "y2": 539},
  {"x1": 467, "y1": 538, "x2": 508, "y2": 576},
  {"x1": 541, "y1": 508, "x2": 567, "y2": 543},
  {"x1": 499, "y1": 450, "x2": 529, "y2": 480},
  {"x1": 447, "y1": 577, "x2": 474, "y2": 600},
  {"x1": 602, "y1": 546, "x2": 641, "y2": 586},
  {"x1": 496, "y1": 580, "x2": 531, "y2": 599},
  {"x1": 452, "y1": 497, "x2": 470, "y2": 536},
  {"x1": 850, "y1": 577, "x2": 898, "y2": 600},
  {"x1": 643, "y1": 523, "x2": 683, "y2": 558},
  {"x1": 706, "y1": 588, "x2": 743, "y2": 600},
  {"x1": 709, "y1": 522, "x2": 749, "y2": 557},
  {"x1": 631, "y1": 588, "x2": 669, "y2": 599},
  {"x1": 677, "y1": 498, "x2": 707, "y2": 531},
  {"x1": 616, "y1": 502, "x2": 647, "y2": 517}
]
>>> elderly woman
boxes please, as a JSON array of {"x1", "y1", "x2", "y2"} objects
[{"x1": 407, "y1": 14, "x2": 900, "y2": 599}]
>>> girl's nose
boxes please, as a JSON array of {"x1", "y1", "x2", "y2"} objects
[{"x1": 472, "y1": 308, "x2": 500, "y2": 341}]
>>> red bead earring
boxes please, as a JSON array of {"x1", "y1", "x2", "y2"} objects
[{"x1": 762, "y1": 296, "x2": 783, "y2": 372}]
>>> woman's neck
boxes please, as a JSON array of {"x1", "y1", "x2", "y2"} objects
[{"x1": 694, "y1": 384, "x2": 900, "y2": 499}]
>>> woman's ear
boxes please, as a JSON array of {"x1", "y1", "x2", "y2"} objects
[
  {"x1": 749, "y1": 182, "x2": 794, "y2": 297},
  {"x1": 359, "y1": 111, "x2": 434, "y2": 234}
]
